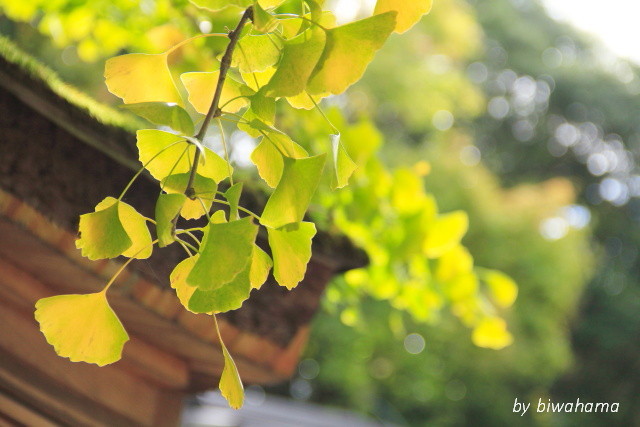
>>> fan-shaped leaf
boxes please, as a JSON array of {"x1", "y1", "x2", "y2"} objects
[
  {"x1": 234, "y1": 34, "x2": 282, "y2": 73},
  {"x1": 122, "y1": 102, "x2": 194, "y2": 135},
  {"x1": 219, "y1": 338, "x2": 244, "y2": 409},
  {"x1": 260, "y1": 154, "x2": 326, "y2": 229},
  {"x1": 250, "y1": 245, "x2": 273, "y2": 289},
  {"x1": 374, "y1": 0, "x2": 433, "y2": 33},
  {"x1": 105, "y1": 53, "x2": 182, "y2": 105},
  {"x1": 35, "y1": 293, "x2": 129, "y2": 366},
  {"x1": 162, "y1": 173, "x2": 217, "y2": 220},
  {"x1": 181, "y1": 71, "x2": 250, "y2": 114},
  {"x1": 76, "y1": 199, "x2": 130, "y2": 260},
  {"x1": 267, "y1": 222, "x2": 316, "y2": 289},
  {"x1": 307, "y1": 12, "x2": 396, "y2": 95},
  {"x1": 187, "y1": 218, "x2": 258, "y2": 290},
  {"x1": 188, "y1": 262, "x2": 251, "y2": 313}
]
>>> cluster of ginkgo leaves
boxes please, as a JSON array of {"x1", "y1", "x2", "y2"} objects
[{"x1": 33, "y1": 0, "x2": 433, "y2": 410}]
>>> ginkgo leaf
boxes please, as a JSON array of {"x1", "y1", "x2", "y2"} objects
[
  {"x1": 239, "y1": 94, "x2": 276, "y2": 137},
  {"x1": 251, "y1": 138, "x2": 284, "y2": 188},
  {"x1": 245, "y1": 120, "x2": 308, "y2": 157},
  {"x1": 330, "y1": 133, "x2": 357, "y2": 189},
  {"x1": 472, "y1": 317, "x2": 514, "y2": 350},
  {"x1": 267, "y1": 222, "x2": 316, "y2": 289},
  {"x1": 225, "y1": 183, "x2": 243, "y2": 221},
  {"x1": 35, "y1": 293, "x2": 129, "y2": 366},
  {"x1": 188, "y1": 262, "x2": 251, "y2": 313},
  {"x1": 181, "y1": 71, "x2": 250, "y2": 114},
  {"x1": 250, "y1": 245, "x2": 273, "y2": 289},
  {"x1": 374, "y1": 0, "x2": 433, "y2": 34},
  {"x1": 286, "y1": 91, "x2": 328, "y2": 110},
  {"x1": 103, "y1": 198, "x2": 153, "y2": 259},
  {"x1": 122, "y1": 102, "x2": 194, "y2": 136},
  {"x1": 219, "y1": 337, "x2": 244, "y2": 409},
  {"x1": 137, "y1": 129, "x2": 231, "y2": 184},
  {"x1": 169, "y1": 256, "x2": 199, "y2": 311},
  {"x1": 105, "y1": 53, "x2": 182, "y2": 105},
  {"x1": 137, "y1": 129, "x2": 189, "y2": 181},
  {"x1": 241, "y1": 67, "x2": 276, "y2": 91},
  {"x1": 77, "y1": 197, "x2": 152, "y2": 260},
  {"x1": 260, "y1": 154, "x2": 326, "y2": 229},
  {"x1": 307, "y1": 12, "x2": 396, "y2": 95},
  {"x1": 423, "y1": 211, "x2": 469, "y2": 258},
  {"x1": 187, "y1": 218, "x2": 258, "y2": 290},
  {"x1": 263, "y1": 29, "x2": 326, "y2": 98},
  {"x1": 76, "y1": 199, "x2": 130, "y2": 260},
  {"x1": 189, "y1": 0, "x2": 250, "y2": 12},
  {"x1": 234, "y1": 34, "x2": 282, "y2": 73},
  {"x1": 252, "y1": 1, "x2": 279, "y2": 33},
  {"x1": 155, "y1": 193, "x2": 186, "y2": 247},
  {"x1": 162, "y1": 173, "x2": 217, "y2": 220}
]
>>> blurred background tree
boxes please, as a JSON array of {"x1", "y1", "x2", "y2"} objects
[{"x1": 2, "y1": 0, "x2": 638, "y2": 425}]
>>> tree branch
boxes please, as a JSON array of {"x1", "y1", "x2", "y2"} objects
[{"x1": 186, "y1": 6, "x2": 254, "y2": 199}]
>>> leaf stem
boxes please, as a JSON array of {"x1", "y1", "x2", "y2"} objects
[{"x1": 186, "y1": 6, "x2": 254, "y2": 199}]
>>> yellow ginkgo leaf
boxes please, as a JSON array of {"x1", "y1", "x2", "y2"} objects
[
  {"x1": 374, "y1": 0, "x2": 433, "y2": 34},
  {"x1": 35, "y1": 293, "x2": 129, "y2": 366},
  {"x1": 181, "y1": 71, "x2": 250, "y2": 114},
  {"x1": 105, "y1": 53, "x2": 182, "y2": 105},
  {"x1": 219, "y1": 338, "x2": 244, "y2": 409}
]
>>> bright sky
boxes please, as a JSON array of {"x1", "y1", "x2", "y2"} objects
[{"x1": 541, "y1": 0, "x2": 640, "y2": 64}]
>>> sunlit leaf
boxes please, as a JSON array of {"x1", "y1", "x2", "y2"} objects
[
  {"x1": 307, "y1": 12, "x2": 396, "y2": 95},
  {"x1": 260, "y1": 154, "x2": 326, "y2": 229},
  {"x1": 263, "y1": 29, "x2": 326, "y2": 98},
  {"x1": 122, "y1": 102, "x2": 194, "y2": 135},
  {"x1": 374, "y1": 0, "x2": 433, "y2": 33},
  {"x1": 105, "y1": 53, "x2": 182, "y2": 105},
  {"x1": 169, "y1": 256, "x2": 199, "y2": 311},
  {"x1": 330, "y1": 133, "x2": 357, "y2": 189},
  {"x1": 162, "y1": 173, "x2": 217, "y2": 220},
  {"x1": 137, "y1": 129, "x2": 189, "y2": 181},
  {"x1": 225, "y1": 183, "x2": 243, "y2": 220},
  {"x1": 286, "y1": 91, "x2": 328, "y2": 110},
  {"x1": 239, "y1": 93, "x2": 276, "y2": 138},
  {"x1": 219, "y1": 338, "x2": 244, "y2": 409},
  {"x1": 423, "y1": 211, "x2": 469, "y2": 258},
  {"x1": 188, "y1": 261, "x2": 251, "y2": 313},
  {"x1": 250, "y1": 245, "x2": 273, "y2": 289},
  {"x1": 480, "y1": 269, "x2": 518, "y2": 308},
  {"x1": 251, "y1": 138, "x2": 283, "y2": 188},
  {"x1": 472, "y1": 317, "x2": 514, "y2": 350},
  {"x1": 187, "y1": 218, "x2": 258, "y2": 290},
  {"x1": 252, "y1": 1, "x2": 279, "y2": 33},
  {"x1": 35, "y1": 293, "x2": 129, "y2": 366},
  {"x1": 267, "y1": 222, "x2": 316, "y2": 289},
  {"x1": 76, "y1": 197, "x2": 152, "y2": 260},
  {"x1": 181, "y1": 71, "x2": 250, "y2": 114},
  {"x1": 241, "y1": 67, "x2": 276, "y2": 91},
  {"x1": 155, "y1": 193, "x2": 186, "y2": 247},
  {"x1": 234, "y1": 34, "x2": 282, "y2": 73},
  {"x1": 76, "y1": 199, "x2": 130, "y2": 260}
]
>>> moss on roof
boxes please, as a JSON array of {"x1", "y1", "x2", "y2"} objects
[{"x1": 0, "y1": 35, "x2": 141, "y2": 132}]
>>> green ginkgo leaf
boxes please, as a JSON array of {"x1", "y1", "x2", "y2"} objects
[
  {"x1": 187, "y1": 218, "x2": 258, "y2": 290},
  {"x1": 234, "y1": 34, "x2": 282, "y2": 73},
  {"x1": 122, "y1": 102, "x2": 194, "y2": 136},
  {"x1": 105, "y1": 53, "x2": 182, "y2": 106},
  {"x1": 374, "y1": 0, "x2": 433, "y2": 33},
  {"x1": 155, "y1": 193, "x2": 186, "y2": 247},
  {"x1": 225, "y1": 183, "x2": 243, "y2": 221},
  {"x1": 76, "y1": 197, "x2": 152, "y2": 260},
  {"x1": 219, "y1": 337, "x2": 244, "y2": 409},
  {"x1": 76, "y1": 199, "x2": 130, "y2": 260},
  {"x1": 35, "y1": 292, "x2": 129, "y2": 366},
  {"x1": 330, "y1": 133, "x2": 357, "y2": 189},
  {"x1": 181, "y1": 71, "x2": 250, "y2": 114},
  {"x1": 162, "y1": 173, "x2": 217, "y2": 220},
  {"x1": 263, "y1": 29, "x2": 326, "y2": 98},
  {"x1": 188, "y1": 261, "x2": 251, "y2": 313},
  {"x1": 307, "y1": 12, "x2": 396, "y2": 95},
  {"x1": 251, "y1": 138, "x2": 283, "y2": 188},
  {"x1": 252, "y1": 2, "x2": 279, "y2": 33},
  {"x1": 267, "y1": 222, "x2": 316, "y2": 289},
  {"x1": 250, "y1": 245, "x2": 273, "y2": 289},
  {"x1": 260, "y1": 154, "x2": 326, "y2": 229}
]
